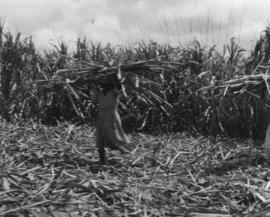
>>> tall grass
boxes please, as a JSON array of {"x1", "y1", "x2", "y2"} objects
[{"x1": 0, "y1": 23, "x2": 268, "y2": 141}]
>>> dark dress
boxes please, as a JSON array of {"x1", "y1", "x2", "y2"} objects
[{"x1": 96, "y1": 88, "x2": 129, "y2": 161}]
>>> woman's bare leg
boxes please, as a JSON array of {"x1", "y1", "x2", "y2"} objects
[{"x1": 98, "y1": 146, "x2": 106, "y2": 163}]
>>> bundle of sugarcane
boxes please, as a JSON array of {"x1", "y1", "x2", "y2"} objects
[
  {"x1": 30, "y1": 57, "x2": 181, "y2": 119},
  {"x1": 47, "y1": 56, "x2": 182, "y2": 86},
  {"x1": 222, "y1": 70, "x2": 270, "y2": 96},
  {"x1": 29, "y1": 57, "x2": 183, "y2": 101},
  {"x1": 198, "y1": 67, "x2": 270, "y2": 97}
]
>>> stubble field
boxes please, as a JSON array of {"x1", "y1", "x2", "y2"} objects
[{"x1": 1, "y1": 121, "x2": 269, "y2": 217}]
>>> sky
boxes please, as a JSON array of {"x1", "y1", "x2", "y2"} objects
[{"x1": 0, "y1": 0, "x2": 270, "y2": 50}]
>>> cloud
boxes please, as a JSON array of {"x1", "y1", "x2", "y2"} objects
[{"x1": 0, "y1": 0, "x2": 269, "y2": 49}]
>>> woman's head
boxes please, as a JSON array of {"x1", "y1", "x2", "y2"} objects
[{"x1": 99, "y1": 75, "x2": 122, "y2": 95}]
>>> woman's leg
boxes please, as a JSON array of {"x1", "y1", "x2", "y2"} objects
[{"x1": 98, "y1": 146, "x2": 106, "y2": 163}]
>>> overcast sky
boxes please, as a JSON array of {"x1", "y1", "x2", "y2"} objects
[{"x1": 0, "y1": 0, "x2": 269, "y2": 50}]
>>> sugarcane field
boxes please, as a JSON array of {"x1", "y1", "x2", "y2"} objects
[{"x1": 2, "y1": 1, "x2": 270, "y2": 216}]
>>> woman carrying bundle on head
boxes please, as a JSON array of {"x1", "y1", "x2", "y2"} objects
[{"x1": 95, "y1": 74, "x2": 130, "y2": 163}]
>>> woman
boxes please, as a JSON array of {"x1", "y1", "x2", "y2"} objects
[{"x1": 96, "y1": 75, "x2": 130, "y2": 163}]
